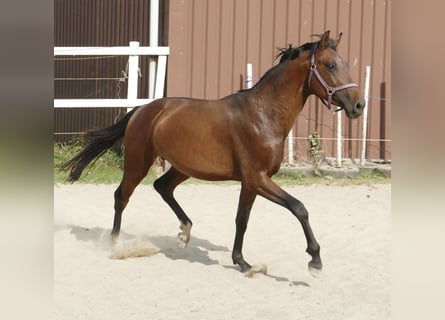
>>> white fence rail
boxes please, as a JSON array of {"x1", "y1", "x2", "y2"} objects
[{"x1": 54, "y1": 41, "x2": 169, "y2": 108}]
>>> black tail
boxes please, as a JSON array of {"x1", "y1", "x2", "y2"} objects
[{"x1": 60, "y1": 107, "x2": 139, "y2": 182}]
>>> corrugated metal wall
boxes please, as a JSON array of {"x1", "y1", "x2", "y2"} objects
[
  {"x1": 54, "y1": 0, "x2": 169, "y2": 142},
  {"x1": 167, "y1": 0, "x2": 391, "y2": 161}
]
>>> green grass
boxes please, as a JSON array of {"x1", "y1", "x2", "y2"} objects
[
  {"x1": 54, "y1": 143, "x2": 390, "y2": 186},
  {"x1": 54, "y1": 142, "x2": 157, "y2": 184}
]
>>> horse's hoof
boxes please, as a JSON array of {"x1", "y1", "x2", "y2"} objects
[
  {"x1": 177, "y1": 233, "x2": 188, "y2": 248},
  {"x1": 176, "y1": 223, "x2": 192, "y2": 248},
  {"x1": 236, "y1": 261, "x2": 252, "y2": 273},
  {"x1": 110, "y1": 232, "x2": 119, "y2": 244},
  {"x1": 308, "y1": 260, "x2": 323, "y2": 278},
  {"x1": 244, "y1": 264, "x2": 268, "y2": 278}
]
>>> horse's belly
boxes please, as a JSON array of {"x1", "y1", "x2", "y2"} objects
[
  {"x1": 153, "y1": 107, "x2": 235, "y2": 180},
  {"x1": 161, "y1": 141, "x2": 234, "y2": 180}
]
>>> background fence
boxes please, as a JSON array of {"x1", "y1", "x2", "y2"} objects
[
  {"x1": 54, "y1": 0, "x2": 169, "y2": 143},
  {"x1": 54, "y1": 0, "x2": 391, "y2": 162}
]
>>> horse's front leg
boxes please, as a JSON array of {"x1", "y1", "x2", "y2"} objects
[
  {"x1": 232, "y1": 185, "x2": 257, "y2": 272},
  {"x1": 253, "y1": 174, "x2": 322, "y2": 274}
]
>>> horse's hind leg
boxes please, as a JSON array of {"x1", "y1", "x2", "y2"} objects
[
  {"x1": 111, "y1": 151, "x2": 155, "y2": 241},
  {"x1": 153, "y1": 167, "x2": 192, "y2": 248}
]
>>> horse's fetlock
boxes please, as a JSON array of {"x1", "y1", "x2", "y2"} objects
[
  {"x1": 232, "y1": 251, "x2": 242, "y2": 263},
  {"x1": 306, "y1": 243, "x2": 320, "y2": 256}
]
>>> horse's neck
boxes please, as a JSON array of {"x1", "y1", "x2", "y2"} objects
[{"x1": 250, "y1": 57, "x2": 310, "y2": 136}]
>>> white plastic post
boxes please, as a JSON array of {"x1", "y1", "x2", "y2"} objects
[
  {"x1": 288, "y1": 130, "x2": 294, "y2": 165},
  {"x1": 149, "y1": 0, "x2": 159, "y2": 99},
  {"x1": 127, "y1": 41, "x2": 140, "y2": 111},
  {"x1": 154, "y1": 55, "x2": 167, "y2": 98},
  {"x1": 360, "y1": 65, "x2": 371, "y2": 165},
  {"x1": 246, "y1": 63, "x2": 253, "y2": 89},
  {"x1": 336, "y1": 111, "x2": 342, "y2": 167}
]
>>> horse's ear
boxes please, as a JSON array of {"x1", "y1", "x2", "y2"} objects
[
  {"x1": 319, "y1": 30, "x2": 331, "y2": 49},
  {"x1": 333, "y1": 32, "x2": 343, "y2": 48}
]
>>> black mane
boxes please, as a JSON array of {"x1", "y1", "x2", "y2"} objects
[
  {"x1": 276, "y1": 35, "x2": 337, "y2": 63},
  {"x1": 238, "y1": 35, "x2": 336, "y2": 93},
  {"x1": 275, "y1": 42, "x2": 316, "y2": 63}
]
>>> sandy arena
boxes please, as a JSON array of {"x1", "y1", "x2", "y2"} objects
[{"x1": 54, "y1": 182, "x2": 390, "y2": 319}]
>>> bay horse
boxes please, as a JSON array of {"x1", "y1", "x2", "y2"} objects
[{"x1": 61, "y1": 31, "x2": 365, "y2": 274}]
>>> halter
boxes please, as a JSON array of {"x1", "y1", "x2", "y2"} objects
[{"x1": 308, "y1": 53, "x2": 358, "y2": 112}]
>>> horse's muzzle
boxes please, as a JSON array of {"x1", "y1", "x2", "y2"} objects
[{"x1": 345, "y1": 98, "x2": 366, "y2": 119}]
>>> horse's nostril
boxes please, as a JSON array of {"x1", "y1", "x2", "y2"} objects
[{"x1": 355, "y1": 101, "x2": 365, "y2": 112}]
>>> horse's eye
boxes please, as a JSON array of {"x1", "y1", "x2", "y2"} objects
[{"x1": 326, "y1": 63, "x2": 335, "y2": 71}]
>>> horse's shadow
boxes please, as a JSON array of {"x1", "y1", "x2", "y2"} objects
[
  {"x1": 149, "y1": 234, "x2": 230, "y2": 266},
  {"x1": 55, "y1": 224, "x2": 309, "y2": 286},
  {"x1": 55, "y1": 224, "x2": 112, "y2": 247},
  {"x1": 54, "y1": 224, "x2": 229, "y2": 266}
]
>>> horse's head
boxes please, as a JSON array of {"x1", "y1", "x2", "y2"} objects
[{"x1": 308, "y1": 31, "x2": 365, "y2": 119}]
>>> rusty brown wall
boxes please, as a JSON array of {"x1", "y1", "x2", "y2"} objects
[{"x1": 167, "y1": 0, "x2": 391, "y2": 161}]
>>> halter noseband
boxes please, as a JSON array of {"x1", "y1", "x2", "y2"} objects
[{"x1": 308, "y1": 53, "x2": 358, "y2": 112}]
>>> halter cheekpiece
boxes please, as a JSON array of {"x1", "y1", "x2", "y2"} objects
[{"x1": 307, "y1": 53, "x2": 358, "y2": 112}]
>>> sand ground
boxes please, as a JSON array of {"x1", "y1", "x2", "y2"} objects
[{"x1": 54, "y1": 182, "x2": 390, "y2": 319}]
